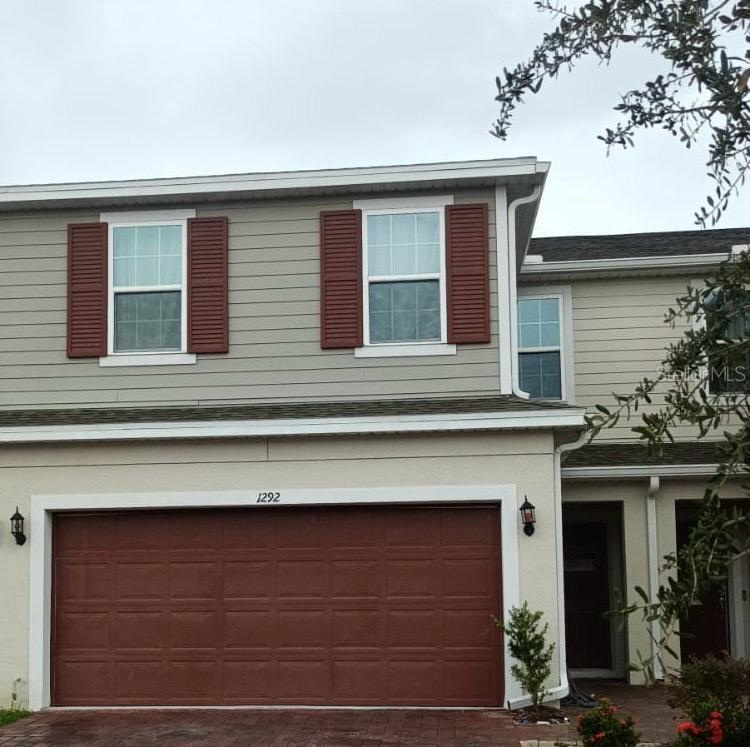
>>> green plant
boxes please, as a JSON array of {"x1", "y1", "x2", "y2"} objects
[
  {"x1": 669, "y1": 656, "x2": 750, "y2": 745},
  {"x1": 0, "y1": 709, "x2": 31, "y2": 728},
  {"x1": 577, "y1": 697, "x2": 640, "y2": 747},
  {"x1": 493, "y1": 602, "x2": 554, "y2": 714}
]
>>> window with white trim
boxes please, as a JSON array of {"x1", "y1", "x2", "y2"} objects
[
  {"x1": 517, "y1": 296, "x2": 563, "y2": 399},
  {"x1": 363, "y1": 208, "x2": 446, "y2": 345},
  {"x1": 109, "y1": 220, "x2": 187, "y2": 354}
]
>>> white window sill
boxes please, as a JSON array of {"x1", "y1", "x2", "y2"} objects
[
  {"x1": 354, "y1": 343, "x2": 456, "y2": 358},
  {"x1": 99, "y1": 353, "x2": 197, "y2": 367}
]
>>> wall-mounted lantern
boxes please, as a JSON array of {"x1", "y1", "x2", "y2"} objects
[
  {"x1": 10, "y1": 507, "x2": 26, "y2": 546},
  {"x1": 519, "y1": 496, "x2": 536, "y2": 537}
]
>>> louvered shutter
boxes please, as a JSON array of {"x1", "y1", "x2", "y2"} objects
[
  {"x1": 67, "y1": 222, "x2": 108, "y2": 358},
  {"x1": 187, "y1": 216, "x2": 229, "y2": 354},
  {"x1": 320, "y1": 209, "x2": 363, "y2": 349},
  {"x1": 446, "y1": 203, "x2": 491, "y2": 344}
]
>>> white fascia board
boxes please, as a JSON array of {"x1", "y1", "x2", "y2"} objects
[
  {"x1": 562, "y1": 463, "x2": 719, "y2": 479},
  {"x1": 521, "y1": 253, "x2": 728, "y2": 276},
  {"x1": 0, "y1": 158, "x2": 544, "y2": 207},
  {"x1": 0, "y1": 408, "x2": 586, "y2": 444}
]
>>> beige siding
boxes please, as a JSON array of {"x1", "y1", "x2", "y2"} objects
[
  {"x1": 523, "y1": 275, "x2": 695, "y2": 440},
  {"x1": 0, "y1": 190, "x2": 501, "y2": 409}
]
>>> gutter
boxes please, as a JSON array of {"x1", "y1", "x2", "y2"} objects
[
  {"x1": 0, "y1": 408, "x2": 587, "y2": 444},
  {"x1": 507, "y1": 185, "x2": 543, "y2": 398},
  {"x1": 646, "y1": 475, "x2": 664, "y2": 680},
  {"x1": 521, "y1": 252, "x2": 728, "y2": 277},
  {"x1": 562, "y1": 463, "x2": 719, "y2": 479}
]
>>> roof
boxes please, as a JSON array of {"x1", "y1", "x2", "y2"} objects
[
  {"x1": 0, "y1": 395, "x2": 579, "y2": 428},
  {"x1": 563, "y1": 441, "x2": 724, "y2": 468},
  {"x1": 529, "y1": 227, "x2": 750, "y2": 263},
  {"x1": 0, "y1": 158, "x2": 548, "y2": 211}
]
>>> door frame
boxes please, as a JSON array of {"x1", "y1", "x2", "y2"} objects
[
  {"x1": 29, "y1": 483, "x2": 518, "y2": 710},
  {"x1": 563, "y1": 502, "x2": 627, "y2": 679}
]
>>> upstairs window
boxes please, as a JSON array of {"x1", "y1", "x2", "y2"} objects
[
  {"x1": 364, "y1": 210, "x2": 445, "y2": 345},
  {"x1": 109, "y1": 221, "x2": 186, "y2": 354},
  {"x1": 518, "y1": 296, "x2": 563, "y2": 399},
  {"x1": 707, "y1": 289, "x2": 750, "y2": 394}
]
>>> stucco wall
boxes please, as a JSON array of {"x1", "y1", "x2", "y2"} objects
[
  {"x1": 562, "y1": 476, "x2": 749, "y2": 683},
  {"x1": 0, "y1": 430, "x2": 558, "y2": 709}
]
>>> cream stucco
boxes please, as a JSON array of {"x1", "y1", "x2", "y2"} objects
[{"x1": 0, "y1": 429, "x2": 562, "y2": 710}]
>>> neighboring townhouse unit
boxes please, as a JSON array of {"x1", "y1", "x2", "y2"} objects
[
  {"x1": 0, "y1": 158, "x2": 745, "y2": 712},
  {"x1": 522, "y1": 227, "x2": 750, "y2": 684}
]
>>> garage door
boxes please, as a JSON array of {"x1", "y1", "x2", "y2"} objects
[{"x1": 52, "y1": 504, "x2": 503, "y2": 706}]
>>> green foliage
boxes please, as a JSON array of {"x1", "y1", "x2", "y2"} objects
[
  {"x1": 582, "y1": 250, "x2": 750, "y2": 680},
  {"x1": 667, "y1": 655, "x2": 750, "y2": 734},
  {"x1": 493, "y1": 1, "x2": 750, "y2": 225},
  {"x1": 0, "y1": 709, "x2": 31, "y2": 728},
  {"x1": 576, "y1": 697, "x2": 640, "y2": 747},
  {"x1": 493, "y1": 602, "x2": 555, "y2": 713}
]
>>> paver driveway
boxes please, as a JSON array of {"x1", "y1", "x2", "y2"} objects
[{"x1": 0, "y1": 681, "x2": 678, "y2": 746}]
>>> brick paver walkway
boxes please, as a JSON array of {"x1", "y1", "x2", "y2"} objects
[{"x1": 0, "y1": 681, "x2": 679, "y2": 746}]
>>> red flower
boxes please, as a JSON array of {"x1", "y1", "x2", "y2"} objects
[{"x1": 677, "y1": 721, "x2": 702, "y2": 736}]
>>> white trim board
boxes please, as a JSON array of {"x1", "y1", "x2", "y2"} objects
[
  {"x1": 0, "y1": 158, "x2": 548, "y2": 208},
  {"x1": 0, "y1": 408, "x2": 587, "y2": 444},
  {"x1": 562, "y1": 464, "x2": 720, "y2": 479},
  {"x1": 28, "y1": 483, "x2": 521, "y2": 710}
]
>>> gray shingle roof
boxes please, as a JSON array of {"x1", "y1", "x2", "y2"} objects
[
  {"x1": 530, "y1": 227, "x2": 750, "y2": 263},
  {"x1": 0, "y1": 395, "x2": 580, "y2": 428},
  {"x1": 563, "y1": 441, "x2": 725, "y2": 468}
]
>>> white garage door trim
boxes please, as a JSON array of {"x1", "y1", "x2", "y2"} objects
[{"x1": 28, "y1": 484, "x2": 519, "y2": 711}]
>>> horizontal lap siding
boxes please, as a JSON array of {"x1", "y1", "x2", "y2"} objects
[
  {"x1": 0, "y1": 192, "x2": 500, "y2": 409},
  {"x1": 533, "y1": 275, "x2": 696, "y2": 441}
]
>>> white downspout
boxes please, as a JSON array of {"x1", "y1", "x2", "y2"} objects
[
  {"x1": 506, "y1": 185, "x2": 542, "y2": 398},
  {"x1": 506, "y1": 427, "x2": 587, "y2": 709},
  {"x1": 646, "y1": 475, "x2": 664, "y2": 680}
]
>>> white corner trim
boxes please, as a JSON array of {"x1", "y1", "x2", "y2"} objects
[
  {"x1": 99, "y1": 353, "x2": 197, "y2": 367},
  {"x1": 562, "y1": 463, "x2": 720, "y2": 479},
  {"x1": 28, "y1": 483, "x2": 520, "y2": 710},
  {"x1": 354, "y1": 343, "x2": 456, "y2": 358},
  {"x1": 646, "y1": 475, "x2": 663, "y2": 680},
  {"x1": 0, "y1": 408, "x2": 587, "y2": 444},
  {"x1": 352, "y1": 195, "x2": 454, "y2": 210},
  {"x1": 100, "y1": 208, "x2": 196, "y2": 223},
  {"x1": 495, "y1": 185, "x2": 512, "y2": 395}
]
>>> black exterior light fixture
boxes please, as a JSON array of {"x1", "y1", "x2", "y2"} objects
[
  {"x1": 519, "y1": 496, "x2": 536, "y2": 537},
  {"x1": 10, "y1": 507, "x2": 26, "y2": 546}
]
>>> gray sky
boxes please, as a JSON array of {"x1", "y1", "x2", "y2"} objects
[{"x1": 0, "y1": 0, "x2": 745, "y2": 236}]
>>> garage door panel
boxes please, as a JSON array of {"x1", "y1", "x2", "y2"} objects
[
  {"x1": 55, "y1": 561, "x2": 113, "y2": 603},
  {"x1": 169, "y1": 561, "x2": 220, "y2": 600},
  {"x1": 53, "y1": 505, "x2": 502, "y2": 706},
  {"x1": 116, "y1": 562, "x2": 167, "y2": 600}
]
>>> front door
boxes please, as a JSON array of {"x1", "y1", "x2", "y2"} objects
[{"x1": 563, "y1": 502, "x2": 625, "y2": 675}]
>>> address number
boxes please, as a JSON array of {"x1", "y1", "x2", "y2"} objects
[{"x1": 257, "y1": 492, "x2": 281, "y2": 503}]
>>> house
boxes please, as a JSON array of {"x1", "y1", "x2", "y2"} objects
[{"x1": 0, "y1": 158, "x2": 745, "y2": 712}]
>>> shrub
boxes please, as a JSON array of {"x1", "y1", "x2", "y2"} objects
[
  {"x1": 577, "y1": 697, "x2": 640, "y2": 747},
  {"x1": 668, "y1": 655, "x2": 750, "y2": 746},
  {"x1": 493, "y1": 602, "x2": 554, "y2": 715}
]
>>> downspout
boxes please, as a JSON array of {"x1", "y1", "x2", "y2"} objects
[
  {"x1": 506, "y1": 185, "x2": 543, "y2": 398},
  {"x1": 646, "y1": 475, "x2": 664, "y2": 680},
  {"x1": 506, "y1": 427, "x2": 587, "y2": 710}
]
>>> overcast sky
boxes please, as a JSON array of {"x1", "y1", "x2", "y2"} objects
[{"x1": 0, "y1": 0, "x2": 745, "y2": 237}]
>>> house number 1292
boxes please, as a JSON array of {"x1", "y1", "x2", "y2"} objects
[{"x1": 257, "y1": 492, "x2": 281, "y2": 503}]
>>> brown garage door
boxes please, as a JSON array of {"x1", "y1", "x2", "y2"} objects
[{"x1": 52, "y1": 504, "x2": 502, "y2": 706}]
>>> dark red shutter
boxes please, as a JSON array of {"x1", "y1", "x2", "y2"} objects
[
  {"x1": 187, "y1": 216, "x2": 229, "y2": 354},
  {"x1": 446, "y1": 203, "x2": 491, "y2": 344},
  {"x1": 320, "y1": 209, "x2": 363, "y2": 349},
  {"x1": 67, "y1": 222, "x2": 108, "y2": 358}
]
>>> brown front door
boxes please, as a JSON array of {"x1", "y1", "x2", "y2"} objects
[
  {"x1": 52, "y1": 504, "x2": 503, "y2": 706},
  {"x1": 677, "y1": 510, "x2": 730, "y2": 660},
  {"x1": 563, "y1": 516, "x2": 616, "y2": 670}
]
